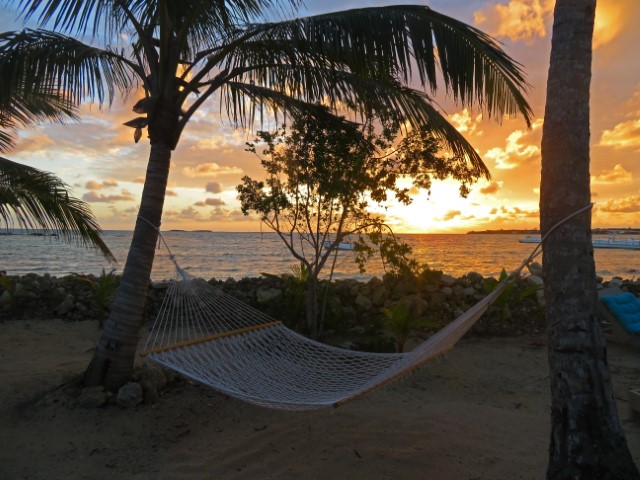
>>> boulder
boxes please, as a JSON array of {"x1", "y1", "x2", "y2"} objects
[
  {"x1": 138, "y1": 365, "x2": 168, "y2": 404},
  {"x1": 526, "y1": 275, "x2": 544, "y2": 287},
  {"x1": 117, "y1": 382, "x2": 144, "y2": 408},
  {"x1": 440, "y1": 274, "x2": 456, "y2": 287},
  {"x1": 0, "y1": 291, "x2": 12, "y2": 310},
  {"x1": 55, "y1": 294, "x2": 75, "y2": 316},
  {"x1": 255, "y1": 286, "x2": 283, "y2": 304},
  {"x1": 528, "y1": 262, "x2": 544, "y2": 277},
  {"x1": 354, "y1": 293, "x2": 373, "y2": 311},
  {"x1": 462, "y1": 287, "x2": 477, "y2": 297}
]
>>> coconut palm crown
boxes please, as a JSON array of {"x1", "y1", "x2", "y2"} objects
[{"x1": 1, "y1": 0, "x2": 532, "y2": 389}]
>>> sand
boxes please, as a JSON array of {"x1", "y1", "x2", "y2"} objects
[{"x1": 0, "y1": 318, "x2": 638, "y2": 480}]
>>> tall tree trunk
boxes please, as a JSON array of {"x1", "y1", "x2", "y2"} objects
[
  {"x1": 540, "y1": 1, "x2": 639, "y2": 478},
  {"x1": 84, "y1": 141, "x2": 172, "y2": 389}
]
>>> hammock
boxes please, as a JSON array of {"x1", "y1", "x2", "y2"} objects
[
  {"x1": 142, "y1": 260, "x2": 526, "y2": 410},
  {"x1": 140, "y1": 205, "x2": 589, "y2": 410}
]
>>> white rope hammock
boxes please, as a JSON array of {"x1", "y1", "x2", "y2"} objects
[{"x1": 140, "y1": 204, "x2": 591, "y2": 410}]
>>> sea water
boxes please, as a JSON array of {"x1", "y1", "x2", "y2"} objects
[{"x1": 0, "y1": 231, "x2": 638, "y2": 281}]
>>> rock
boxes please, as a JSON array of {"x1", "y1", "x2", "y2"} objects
[
  {"x1": 399, "y1": 294, "x2": 428, "y2": 315},
  {"x1": 610, "y1": 277, "x2": 624, "y2": 288},
  {"x1": 55, "y1": 294, "x2": 75, "y2": 316},
  {"x1": 423, "y1": 283, "x2": 439, "y2": 293},
  {"x1": 526, "y1": 275, "x2": 544, "y2": 287},
  {"x1": 138, "y1": 365, "x2": 167, "y2": 404},
  {"x1": 440, "y1": 274, "x2": 456, "y2": 287},
  {"x1": 462, "y1": 287, "x2": 477, "y2": 297},
  {"x1": 75, "y1": 386, "x2": 109, "y2": 409},
  {"x1": 255, "y1": 286, "x2": 282, "y2": 304},
  {"x1": 535, "y1": 289, "x2": 545, "y2": 308},
  {"x1": 117, "y1": 382, "x2": 144, "y2": 408},
  {"x1": 354, "y1": 293, "x2": 373, "y2": 311},
  {"x1": 528, "y1": 262, "x2": 544, "y2": 277},
  {"x1": 466, "y1": 272, "x2": 484, "y2": 284},
  {"x1": 427, "y1": 291, "x2": 447, "y2": 305},
  {"x1": 440, "y1": 287, "x2": 454, "y2": 296},
  {"x1": 0, "y1": 291, "x2": 12, "y2": 309},
  {"x1": 370, "y1": 285, "x2": 389, "y2": 306}
]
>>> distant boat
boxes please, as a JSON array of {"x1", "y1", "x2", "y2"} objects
[
  {"x1": 519, "y1": 232, "x2": 640, "y2": 250},
  {"x1": 323, "y1": 241, "x2": 356, "y2": 251}
]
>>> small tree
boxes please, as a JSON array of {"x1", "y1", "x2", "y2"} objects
[{"x1": 238, "y1": 113, "x2": 485, "y2": 334}]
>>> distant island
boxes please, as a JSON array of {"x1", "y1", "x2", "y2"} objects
[
  {"x1": 467, "y1": 228, "x2": 640, "y2": 235},
  {"x1": 168, "y1": 229, "x2": 212, "y2": 232}
]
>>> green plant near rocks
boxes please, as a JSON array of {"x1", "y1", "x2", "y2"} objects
[
  {"x1": 0, "y1": 273, "x2": 16, "y2": 311},
  {"x1": 483, "y1": 268, "x2": 541, "y2": 325},
  {"x1": 72, "y1": 269, "x2": 119, "y2": 325},
  {"x1": 380, "y1": 304, "x2": 439, "y2": 353}
]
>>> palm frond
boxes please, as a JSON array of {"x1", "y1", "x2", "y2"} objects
[
  {"x1": 228, "y1": 5, "x2": 532, "y2": 126},
  {"x1": 0, "y1": 156, "x2": 116, "y2": 263},
  {"x1": 0, "y1": 29, "x2": 135, "y2": 107}
]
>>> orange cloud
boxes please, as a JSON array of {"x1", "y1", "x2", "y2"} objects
[
  {"x1": 83, "y1": 190, "x2": 135, "y2": 203},
  {"x1": 85, "y1": 179, "x2": 119, "y2": 190},
  {"x1": 483, "y1": 119, "x2": 542, "y2": 169},
  {"x1": 205, "y1": 181, "x2": 224, "y2": 193},
  {"x1": 479, "y1": 181, "x2": 502, "y2": 195},
  {"x1": 599, "y1": 119, "x2": 640, "y2": 150},
  {"x1": 449, "y1": 109, "x2": 483, "y2": 135},
  {"x1": 195, "y1": 198, "x2": 226, "y2": 207},
  {"x1": 591, "y1": 164, "x2": 633, "y2": 185},
  {"x1": 182, "y1": 162, "x2": 243, "y2": 177},
  {"x1": 441, "y1": 210, "x2": 462, "y2": 221},
  {"x1": 599, "y1": 195, "x2": 640, "y2": 213},
  {"x1": 473, "y1": 0, "x2": 554, "y2": 43}
]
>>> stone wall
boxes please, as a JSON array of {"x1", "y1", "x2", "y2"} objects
[{"x1": 0, "y1": 266, "x2": 552, "y2": 350}]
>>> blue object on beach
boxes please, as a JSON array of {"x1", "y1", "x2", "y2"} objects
[{"x1": 601, "y1": 293, "x2": 640, "y2": 334}]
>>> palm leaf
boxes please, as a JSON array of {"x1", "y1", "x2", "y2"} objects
[{"x1": 0, "y1": 156, "x2": 116, "y2": 263}]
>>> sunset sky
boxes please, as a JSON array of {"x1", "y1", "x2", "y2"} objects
[{"x1": 2, "y1": 0, "x2": 640, "y2": 233}]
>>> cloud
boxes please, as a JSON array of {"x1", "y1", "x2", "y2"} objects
[
  {"x1": 182, "y1": 162, "x2": 243, "y2": 177},
  {"x1": 166, "y1": 189, "x2": 178, "y2": 197},
  {"x1": 83, "y1": 190, "x2": 135, "y2": 203},
  {"x1": 484, "y1": 119, "x2": 542, "y2": 169},
  {"x1": 591, "y1": 164, "x2": 633, "y2": 185},
  {"x1": 599, "y1": 195, "x2": 640, "y2": 213},
  {"x1": 85, "y1": 179, "x2": 119, "y2": 190},
  {"x1": 599, "y1": 119, "x2": 640, "y2": 150},
  {"x1": 473, "y1": 0, "x2": 554, "y2": 43},
  {"x1": 478, "y1": 181, "x2": 502, "y2": 195},
  {"x1": 195, "y1": 198, "x2": 226, "y2": 207},
  {"x1": 449, "y1": 109, "x2": 483, "y2": 136},
  {"x1": 441, "y1": 210, "x2": 462, "y2": 221},
  {"x1": 205, "y1": 181, "x2": 223, "y2": 193},
  {"x1": 133, "y1": 177, "x2": 145, "y2": 183}
]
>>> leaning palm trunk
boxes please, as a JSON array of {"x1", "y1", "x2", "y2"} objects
[
  {"x1": 84, "y1": 141, "x2": 172, "y2": 389},
  {"x1": 540, "y1": 0, "x2": 639, "y2": 477}
]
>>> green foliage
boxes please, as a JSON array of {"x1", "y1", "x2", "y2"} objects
[
  {"x1": 380, "y1": 304, "x2": 438, "y2": 353},
  {"x1": 0, "y1": 273, "x2": 16, "y2": 310},
  {"x1": 238, "y1": 111, "x2": 488, "y2": 334},
  {"x1": 72, "y1": 269, "x2": 119, "y2": 325},
  {"x1": 483, "y1": 268, "x2": 541, "y2": 325}
]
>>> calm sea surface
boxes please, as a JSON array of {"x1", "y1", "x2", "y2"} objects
[{"x1": 1, "y1": 231, "x2": 639, "y2": 281}]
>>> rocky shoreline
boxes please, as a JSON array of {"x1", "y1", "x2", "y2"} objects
[{"x1": 1, "y1": 264, "x2": 635, "y2": 348}]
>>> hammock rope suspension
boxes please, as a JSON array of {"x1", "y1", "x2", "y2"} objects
[{"x1": 139, "y1": 205, "x2": 592, "y2": 410}]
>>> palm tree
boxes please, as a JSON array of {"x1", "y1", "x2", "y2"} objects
[
  {"x1": 2, "y1": 0, "x2": 532, "y2": 389},
  {"x1": 540, "y1": 0, "x2": 639, "y2": 477},
  {"x1": 0, "y1": 32, "x2": 114, "y2": 261},
  {"x1": 0, "y1": 156, "x2": 115, "y2": 261}
]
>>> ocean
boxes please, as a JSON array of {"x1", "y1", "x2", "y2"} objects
[{"x1": 1, "y1": 231, "x2": 639, "y2": 282}]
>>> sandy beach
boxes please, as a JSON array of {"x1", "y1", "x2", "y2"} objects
[{"x1": 0, "y1": 318, "x2": 638, "y2": 480}]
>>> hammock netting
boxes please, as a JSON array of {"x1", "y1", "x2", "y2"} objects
[{"x1": 142, "y1": 267, "x2": 512, "y2": 410}]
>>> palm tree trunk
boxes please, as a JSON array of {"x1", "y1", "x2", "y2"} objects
[
  {"x1": 540, "y1": 1, "x2": 639, "y2": 477},
  {"x1": 84, "y1": 141, "x2": 172, "y2": 390}
]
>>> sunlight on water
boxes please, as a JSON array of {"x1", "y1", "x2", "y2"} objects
[{"x1": 0, "y1": 231, "x2": 638, "y2": 281}]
